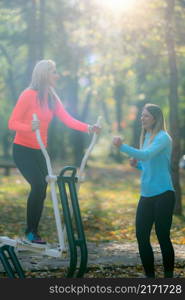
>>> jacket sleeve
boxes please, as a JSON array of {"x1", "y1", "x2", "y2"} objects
[
  {"x1": 8, "y1": 91, "x2": 32, "y2": 132},
  {"x1": 53, "y1": 98, "x2": 89, "y2": 132},
  {"x1": 119, "y1": 133, "x2": 170, "y2": 161}
]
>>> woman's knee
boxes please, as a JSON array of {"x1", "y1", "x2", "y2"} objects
[{"x1": 155, "y1": 228, "x2": 171, "y2": 245}]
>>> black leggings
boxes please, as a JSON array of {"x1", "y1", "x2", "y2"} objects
[
  {"x1": 136, "y1": 190, "x2": 175, "y2": 277},
  {"x1": 13, "y1": 144, "x2": 48, "y2": 234}
]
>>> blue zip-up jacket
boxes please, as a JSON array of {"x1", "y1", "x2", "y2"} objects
[{"x1": 119, "y1": 130, "x2": 174, "y2": 197}]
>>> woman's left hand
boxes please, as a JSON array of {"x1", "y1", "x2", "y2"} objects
[{"x1": 112, "y1": 136, "x2": 123, "y2": 147}]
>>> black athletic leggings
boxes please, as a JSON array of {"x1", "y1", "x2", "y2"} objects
[
  {"x1": 13, "y1": 143, "x2": 48, "y2": 234},
  {"x1": 136, "y1": 190, "x2": 175, "y2": 277}
]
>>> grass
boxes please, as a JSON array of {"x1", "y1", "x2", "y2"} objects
[
  {"x1": 0, "y1": 161, "x2": 185, "y2": 278},
  {"x1": 0, "y1": 161, "x2": 184, "y2": 246}
]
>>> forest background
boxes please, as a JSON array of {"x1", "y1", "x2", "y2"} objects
[
  {"x1": 0, "y1": 0, "x2": 184, "y2": 213},
  {"x1": 0, "y1": 0, "x2": 185, "y2": 278}
]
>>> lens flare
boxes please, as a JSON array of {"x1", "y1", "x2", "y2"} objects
[{"x1": 95, "y1": 0, "x2": 137, "y2": 14}]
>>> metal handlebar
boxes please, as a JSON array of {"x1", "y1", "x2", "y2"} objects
[
  {"x1": 78, "y1": 116, "x2": 102, "y2": 185},
  {"x1": 32, "y1": 113, "x2": 65, "y2": 251}
]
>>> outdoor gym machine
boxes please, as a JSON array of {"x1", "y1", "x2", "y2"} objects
[{"x1": 0, "y1": 114, "x2": 101, "y2": 278}]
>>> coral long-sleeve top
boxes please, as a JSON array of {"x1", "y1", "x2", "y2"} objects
[{"x1": 8, "y1": 89, "x2": 89, "y2": 149}]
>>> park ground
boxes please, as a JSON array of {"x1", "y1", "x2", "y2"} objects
[{"x1": 0, "y1": 161, "x2": 185, "y2": 278}]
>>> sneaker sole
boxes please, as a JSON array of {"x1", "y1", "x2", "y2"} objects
[{"x1": 22, "y1": 239, "x2": 47, "y2": 248}]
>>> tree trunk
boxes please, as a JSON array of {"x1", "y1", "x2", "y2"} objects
[
  {"x1": 0, "y1": 44, "x2": 18, "y2": 102},
  {"x1": 114, "y1": 84, "x2": 124, "y2": 133},
  {"x1": 110, "y1": 84, "x2": 125, "y2": 163},
  {"x1": 25, "y1": 0, "x2": 38, "y2": 86},
  {"x1": 66, "y1": 76, "x2": 85, "y2": 166},
  {"x1": 25, "y1": 0, "x2": 46, "y2": 86},
  {"x1": 37, "y1": 0, "x2": 46, "y2": 59},
  {"x1": 165, "y1": 0, "x2": 182, "y2": 215}
]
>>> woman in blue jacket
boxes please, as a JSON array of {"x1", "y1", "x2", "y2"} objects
[{"x1": 113, "y1": 103, "x2": 175, "y2": 278}]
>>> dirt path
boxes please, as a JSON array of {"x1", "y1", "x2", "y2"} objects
[{"x1": 1, "y1": 242, "x2": 184, "y2": 272}]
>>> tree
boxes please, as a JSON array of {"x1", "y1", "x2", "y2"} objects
[
  {"x1": 165, "y1": 0, "x2": 182, "y2": 215},
  {"x1": 24, "y1": 0, "x2": 46, "y2": 86}
]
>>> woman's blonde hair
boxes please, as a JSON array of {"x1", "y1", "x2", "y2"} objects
[
  {"x1": 140, "y1": 103, "x2": 166, "y2": 148},
  {"x1": 29, "y1": 59, "x2": 57, "y2": 109}
]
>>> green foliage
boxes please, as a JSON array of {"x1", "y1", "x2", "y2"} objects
[
  {"x1": 0, "y1": 2, "x2": 182, "y2": 117},
  {"x1": 0, "y1": 1, "x2": 185, "y2": 277},
  {"x1": 0, "y1": 0, "x2": 185, "y2": 190}
]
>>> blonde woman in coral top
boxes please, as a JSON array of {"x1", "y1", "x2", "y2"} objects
[{"x1": 9, "y1": 59, "x2": 100, "y2": 244}]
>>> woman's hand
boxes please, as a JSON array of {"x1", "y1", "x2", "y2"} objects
[
  {"x1": 32, "y1": 119, "x2": 40, "y2": 131},
  {"x1": 89, "y1": 124, "x2": 101, "y2": 134},
  {"x1": 112, "y1": 136, "x2": 123, "y2": 147},
  {"x1": 129, "y1": 158, "x2": 138, "y2": 168}
]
